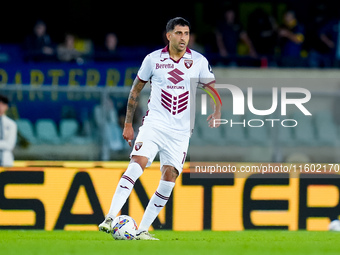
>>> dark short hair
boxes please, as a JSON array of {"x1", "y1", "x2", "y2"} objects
[
  {"x1": 0, "y1": 95, "x2": 9, "y2": 105},
  {"x1": 166, "y1": 17, "x2": 191, "y2": 32},
  {"x1": 34, "y1": 19, "x2": 46, "y2": 27}
]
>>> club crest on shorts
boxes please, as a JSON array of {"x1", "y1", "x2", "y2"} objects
[
  {"x1": 184, "y1": 59, "x2": 193, "y2": 69},
  {"x1": 135, "y1": 142, "x2": 143, "y2": 151}
]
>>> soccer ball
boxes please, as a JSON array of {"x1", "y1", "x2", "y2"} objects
[
  {"x1": 111, "y1": 215, "x2": 138, "y2": 240},
  {"x1": 329, "y1": 220, "x2": 340, "y2": 231}
]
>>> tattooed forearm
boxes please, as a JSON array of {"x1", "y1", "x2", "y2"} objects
[{"x1": 125, "y1": 77, "x2": 146, "y2": 124}]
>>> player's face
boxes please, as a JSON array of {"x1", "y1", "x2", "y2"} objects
[
  {"x1": 167, "y1": 25, "x2": 190, "y2": 52},
  {"x1": 0, "y1": 102, "x2": 8, "y2": 116}
]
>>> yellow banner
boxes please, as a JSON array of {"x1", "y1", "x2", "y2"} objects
[{"x1": 0, "y1": 162, "x2": 339, "y2": 231}]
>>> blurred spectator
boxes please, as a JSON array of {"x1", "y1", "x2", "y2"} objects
[
  {"x1": 278, "y1": 11, "x2": 305, "y2": 66},
  {"x1": 0, "y1": 95, "x2": 17, "y2": 167},
  {"x1": 95, "y1": 33, "x2": 121, "y2": 61},
  {"x1": 247, "y1": 9, "x2": 277, "y2": 65},
  {"x1": 306, "y1": 5, "x2": 331, "y2": 67},
  {"x1": 94, "y1": 97, "x2": 125, "y2": 151},
  {"x1": 319, "y1": 18, "x2": 340, "y2": 67},
  {"x1": 23, "y1": 20, "x2": 55, "y2": 62},
  {"x1": 57, "y1": 33, "x2": 83, "y2": 63},
  {"x1": 216, "y1": 8, "x2": 257, "y2": 65}
]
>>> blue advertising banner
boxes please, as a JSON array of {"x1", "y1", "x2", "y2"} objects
[
  {"x1": 0, "y1": 62, "x2": 139, "y2": 87},
  {"x1": 0, "y1": 62, "x2": 141, "y2": 122}
]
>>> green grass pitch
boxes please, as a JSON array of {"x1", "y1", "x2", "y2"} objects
[{"x1": 1, "y1": 230, "x2": 340, "y2": 255}]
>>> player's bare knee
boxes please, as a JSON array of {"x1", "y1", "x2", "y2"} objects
[
  {"x1": 161, "y1": 166, "x2": 179, "y2": 182},
  {"x1": 130, "y1": 155, "x2": 148, "y2": 170}
]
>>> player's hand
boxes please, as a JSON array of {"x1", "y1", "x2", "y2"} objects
[
  {"x1": 278, "y1": 28, "x2": 289, "y2": 37},
  {"x1": 122, "y1": 123, "x2": 134, "y2": 147},
  {"x1": 207, "y1": 111, "x2": 221, "y2": 128},
  {"x1": 219, "y1": 48, "x2": 228, "y2": 57},
  {"x1": 249, "y1": 48, "x2": 258, "y2": 58}
]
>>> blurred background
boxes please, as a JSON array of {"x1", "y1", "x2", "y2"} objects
[
  {"x1": 3, "y1": 0, "x2": 340, "y2": 67},
  {"x1": 2, "y1": 0, "x2": 340, "y2": 162}
]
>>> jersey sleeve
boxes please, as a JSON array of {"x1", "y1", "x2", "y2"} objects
[
  {"x1": 199, "y1": 57, "x2": 215, "y2": 82},
  {"x1": 137, "y1": 54, "x2": 153, "y2": 82}
]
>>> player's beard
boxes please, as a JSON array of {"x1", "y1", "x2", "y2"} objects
[{"x1": 173, "y1": 40, "x2": 187, "y2": 53}]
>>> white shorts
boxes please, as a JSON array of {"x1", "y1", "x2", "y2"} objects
[{"x1": 130, "y1": 124, "x2": 189, "y2": 173}]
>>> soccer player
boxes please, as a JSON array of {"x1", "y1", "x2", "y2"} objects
[{"x1": 99, "y1": 17, "x2": 221, "y2": 240}]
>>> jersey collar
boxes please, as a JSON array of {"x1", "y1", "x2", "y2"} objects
[{"x1": 160, "y1": 45, "x2": 192, "y2": 63}]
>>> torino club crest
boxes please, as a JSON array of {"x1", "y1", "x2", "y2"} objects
[
  {"x1": 184, "y1": 59, "x2": 193, "y2": 69},
  {"x1": 135, "y1": 142, "x2": 143, "y2": 151}
]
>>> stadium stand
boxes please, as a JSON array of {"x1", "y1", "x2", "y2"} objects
[
  {"x1": 245, "y1": 113, "x2": 270, "y2": 146},
  {"x1": 60, "y1": 119, "x2": 79, "y2": 141},
  {"x1": 16, "y1": 119, "x2": 38, "y2": 144},
  {"x1": 36, "y1": 119, "x2": 61, "y2": 144},
  {"x1": 221, "y1": 111, "x2": 248, "y2": 146},
  {"x1": 314, "y1": 111, "x2": 338, "y2": 146},
  {"x1": 292, "y1": 111, "x2": 316, "y2": 146}
]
